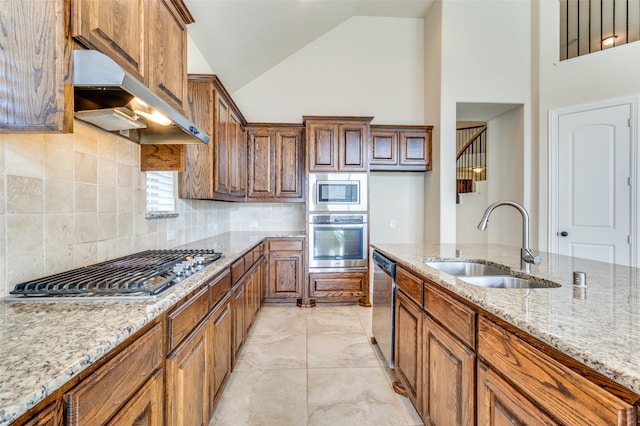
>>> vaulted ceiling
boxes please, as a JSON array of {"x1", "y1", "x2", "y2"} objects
[{"x1": 184, "y1": 0, "x2": 435, "y2": 92}]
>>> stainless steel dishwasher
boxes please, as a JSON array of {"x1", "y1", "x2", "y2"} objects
[{"x1": 371, "y1": 250, "x2": 396, "y2": 368}]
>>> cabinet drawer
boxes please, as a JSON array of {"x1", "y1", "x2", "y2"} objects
[
  {"x1": 209, "y1": 269, "x2": 231, "y2": 309},
  {"x1": 478, "y1": 317, "x2": 637, "y2": 425},
  {"x1": 167, "y1": 286, "x2": 209, "y2": 351},
  {"x1": 244, "y1": 251, "x2": 254, "y2": 270},
  {"x1": 65, "y1": 323, "x2": 163, "y2": 425},
  {"x1": 231, "y1": 257, "x2": 245, "y2": 284},
  {"x1": 252, "y1": 243, "x2": 264, "y2": 262},
  {"x1": 424, "y1": 283, "x2": 475, "y2": 348},
  {"x1": 268, "y1": 239, "x2": 303, "y2": 252},
  {"x1": 396, "y1": 266, "x2": 422, "y2": 305},
  {"x1": 309, "y1": 271, "x2": 365, "y2": 298}
]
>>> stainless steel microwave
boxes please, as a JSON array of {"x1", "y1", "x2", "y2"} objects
[{"x1": 308, "y1": 173, "x2": 368, "y2": 212}]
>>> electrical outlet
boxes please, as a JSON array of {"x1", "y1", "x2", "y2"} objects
[
  {"x1": 389, "y1": 219, "x2": 396, "y2": 229},
  {"x1": 249, "y1": 221, "x2": 258, "y2": 227},
  {"x1": 167, "y1": 230, "x2": 176, "y2": 241}
]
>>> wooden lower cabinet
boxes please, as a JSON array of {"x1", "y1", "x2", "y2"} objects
[
  {"x1": 422, "y1": 316, "x2": 475, "y2": 426},
  {"x1": 209, "y1": 295, "x2": 232, "y2": 416},
  {"x1": 166, "y1": 320, "x2": 209, "y2": 426},
  {"x1": 477, "y1": 362, "x2": 556, "y2": 426},
  {"x1": 265, "y1": 238, "x2": 304, "y2": 303},
  {"x1": 394, "y1": 289, "x2": 423, "y2": 413},
  {"x1": 107, "y1": 370, "x2": 164, "y2": 426},
  {"x1": 20, "y1": 403, "x2": 60, "y2": 426},
  {"x1": 477, "y1": 317, "x2": 639, "y2": 425},
  {"x1": 64, "y1": 323, "x2": 163, "y2": 425},
  {"x1": 232, "y1": 280, "x2": 246, "y2": 364}
]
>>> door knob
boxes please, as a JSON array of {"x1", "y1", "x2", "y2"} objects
[{"x1": 559, "y1": 231, "x2": 569, "y2": 237}]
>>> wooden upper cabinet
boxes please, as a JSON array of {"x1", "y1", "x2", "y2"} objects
[
  {"x1": 1, "y1": 0, "x2": 72, "y2": 132},
  {"x1": 340, "y1": 124, "x2": 368, "y2": 171},
  {"x1": 305, "y1": 117, "x2": 372, "y2": 172},
  {"x1": 247, "y1": 124, "x2": 304, "y2": 201},
  {"x1": 72, "y1": 0, "x2": 191, "y2": 113},
  {"x1": 229, "y1": 112, "x2": 246, "y2": 197},
  {"x1": 370, "y1": 125, "x2": 432, "y2": 171},
  {"x1": 148, "y1": 0, "x2": 189, "y2": 112},
  {"x1": 71, "y1": 0, "x2": 146, "y2": 81},
  {"x1": 178, "y1": 75, "x2": 247, "y2": 201}
]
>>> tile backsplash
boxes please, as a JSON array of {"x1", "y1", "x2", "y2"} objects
[{"x1": 0, "y1": 121, "x2": 305, "y2": 298}]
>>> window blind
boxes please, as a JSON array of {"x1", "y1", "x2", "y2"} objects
[{"x1": 146, "y1": 171, "x2": 176, "y2": 213}]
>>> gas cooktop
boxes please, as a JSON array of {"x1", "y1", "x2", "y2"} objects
[{"x1": 5, "y1": 249, "x2": 223, "y2": 302}]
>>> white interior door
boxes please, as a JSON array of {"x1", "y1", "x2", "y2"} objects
[{"x1": 557, "y1": 104, "x2": 631, "y2": 265}]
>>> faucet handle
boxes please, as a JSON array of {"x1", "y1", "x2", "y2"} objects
[{"x1": 522, "y1": 248, "x2": 543, "y2": 266}]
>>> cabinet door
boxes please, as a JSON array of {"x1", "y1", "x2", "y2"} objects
[
  {"x1": 232, "y1": 282, "x2": 246, "y2": 363},
  {"x1": 307, "y1": 122, "x2": 339, "y2": 172},
  {"x1": 72, "y1": 0, "x2": 146, "y2": 81},
  {"x1": 370, "y1": 130, "x2": 398, "y2": 167},
  {"x1": 423, "y1": 316, "x2": 475, "y2": 426},
  {"x1": 166, "y1": 321, "x2": 208, "y2": 426},
  {"x1": 179, "y1": 79, "x2": 215, "y2": 199},
  {"x1": 394, "y1": 290, "x2": 423, "y2": 414},
  {"x1": 229, "y1": 112, "x2": 245, "y2": 197},
  {"x1": 248, "y1": 129, "x2": 276, "y2": 198},
  {"x1": 275, "y1": 129, "x2": 303, "y2": 199},
  {"x1": 107, "y1": 370, "x2": 164, "y2": 426},
  {"x1": 148, "y1": 0, "x2": 187, "y2": 111},
  {"x1": 2, "y1": 0, "x2": 72, "y2": 131},
  {"x1": 399, "y1": 130, "x2": 430, "y2": 170},
  {"x1": 243, "y1": 270, "x2": 256, "y2": 331},
  {"x1": 267, "y1": 252, "x2": 303, "y2": 299},
  {"x1": 477, "y1": 362, "x2": 556, "y2": 426},
  {"x1": 209, "y1": 296, "x2": 232, "y2": 416},
  {"x1": 215, "y1": 98, "x2": 231, "y2": 195},
  {"x1": 339, "y1": 124, "x2": 368, "y2": 171}
]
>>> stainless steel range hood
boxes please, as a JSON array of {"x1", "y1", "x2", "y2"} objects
[{"x1": 73, "y1": 50, "x2": 209, "y2": 144}]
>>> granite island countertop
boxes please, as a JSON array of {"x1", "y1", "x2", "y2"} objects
[
  {"x1": 372, "y1": 243, "x2": 640, "y2": 395},
  {"x1": 0, "y1": 231, "x2": 304, "y2": 426}
]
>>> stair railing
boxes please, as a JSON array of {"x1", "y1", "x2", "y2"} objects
[{"x1": 456, "y1": 125, "x2": 487, "y2": 202}]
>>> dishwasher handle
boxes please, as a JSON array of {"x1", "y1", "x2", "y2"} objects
[{"x1": 372, "y1": 250, "x2": 396, "y2": 278}]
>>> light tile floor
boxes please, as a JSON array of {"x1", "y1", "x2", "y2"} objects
[{"x1": 210, "y1": 305, "x2": 423, "y2": 426}]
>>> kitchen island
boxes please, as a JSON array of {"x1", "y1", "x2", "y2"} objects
[
  {"x1": 373, "y1": 242, "x2": 640, "y2": 424},
  {"x1": 0, "y1": 231, "x2": 303, "y2": 426}
]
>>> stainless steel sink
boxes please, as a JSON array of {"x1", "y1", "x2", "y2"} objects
[
  {"x1": 424, "y1": 261, "x2": 510, "y2": 276},
  {"x1": 459, "y1": 276, "x2": 561, "y2": 289}
]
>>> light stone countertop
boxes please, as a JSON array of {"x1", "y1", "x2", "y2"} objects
[
  {"x1": 0, "y1": 231, "x2": 304, "y2": 426},
  {"x1": 372, "y1": 243, "x2": 640, "y2": 395}
]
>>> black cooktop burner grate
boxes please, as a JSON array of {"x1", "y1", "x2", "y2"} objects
[{"x1": 9, "y1": 249, "x2": 222, "y2": 299}]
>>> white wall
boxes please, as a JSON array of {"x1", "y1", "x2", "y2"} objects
[
  {"x1": 486, "y1": 106, "x2": 525, "y2": 245},
  {"x1": 535, "y1": 0, "x2": 640, "y2": 251},
  {"x1": 370, "y1": 172, "x2": 424, "y2": 244},
  {"x1": 457, "y1": 181, "x2": 488, "y2": 244},
  {"x1": 423, "y1": 2, "x2": 443, "y2": 244},
  {"x1": 232, "y1": 16, "x2": 425, "y2": 124},
  {"x1": 429, "y1": 0, "x2": 532, "y2": 244}
]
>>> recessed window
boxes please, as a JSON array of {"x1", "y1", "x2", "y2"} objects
[
  {"x1": 146, "y1": 171, "x2": 178, "y2": 219},
  {"x1": 560, "y1": 0, "x2": 640, "y2": 61}
]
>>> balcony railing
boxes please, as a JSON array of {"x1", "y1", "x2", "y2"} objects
[{"x1": 560, "y1": 0, "x2": 640, "y2": 60}]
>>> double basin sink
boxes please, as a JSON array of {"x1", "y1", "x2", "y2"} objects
[{"x1": 424, "y1": 261, "x2": 560, "y2": 289}]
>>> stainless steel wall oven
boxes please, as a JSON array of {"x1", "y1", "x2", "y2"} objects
[{"x1": 308, "y1": 214, "x2": 368, "y2": 270}]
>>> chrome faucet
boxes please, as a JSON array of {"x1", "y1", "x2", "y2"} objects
[{"x1": 477, "y1": 201, "x2": 542, "y2": 273}]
